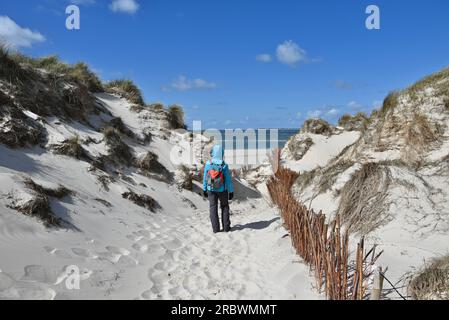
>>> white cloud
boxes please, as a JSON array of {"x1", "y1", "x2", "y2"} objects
[
  {"x1": 307, "y1": 107, "x2": 341, "y2": 119},
  {"x1": 0, "y1": 16, "x2": 45, "y2": 48},
  {"x1": 276, "y1": 40, "x2": 307, "y2": 67},
  {"x1": 347, "y1": 101, "x2": 363, "y2": 109},
  {"x1": 109, "y1": 0, "x2": 139, "y2": 14},
  {"x1": 334, "y1": 80, "x2": 353, "y2": 90},
  {"x1": 70, "y1": 0, "x2": 96, "y2": 5},
  {"x1": 256, "y1": 54, "x2": 272, "y2": 62},
  {"x1": 307, "y1": 109, "x2": 323, "y2": 119},
  {"x1": 326, "y1": 108, "x2": 339, "y2": 116},
  {"x1": 163, "y1": 75, "x2": 217, "y2": 92}
]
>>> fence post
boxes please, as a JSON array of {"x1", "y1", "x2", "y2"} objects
[{"x1": 370, "y1": 266, "x2": 384, "y2": 300}]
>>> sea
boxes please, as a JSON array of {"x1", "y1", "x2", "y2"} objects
[{"x1": 196, "y1": 128, "x2": 299, "y2": 150}]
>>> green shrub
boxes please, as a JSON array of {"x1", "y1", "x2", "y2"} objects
[{"x1": 105, "y1": 79, "x2": 145, "y2": 105}]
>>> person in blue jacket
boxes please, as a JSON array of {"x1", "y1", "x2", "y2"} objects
[{"x1": 203, "y1": 144, "x2": 234, "y2": 233}]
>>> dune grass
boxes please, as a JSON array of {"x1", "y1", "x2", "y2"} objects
[
  {"x1": 105, "y1": 79, "x2": 145, "y2": 106},
  {"x1": 409, "y1": 255, "x2": 449, "y2": 300},
  {"x1": 10, "y1": 53, "x2": 103, "y2": 92},
  {"x1": 167, "y1": 105, "x2": 187, "y2": 130}
]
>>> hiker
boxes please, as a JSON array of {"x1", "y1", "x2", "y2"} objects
[{"x1": 203, "y1": 144, "x2": 234, "y2": 233}]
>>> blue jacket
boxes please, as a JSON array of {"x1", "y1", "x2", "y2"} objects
[{"x1": 203, "y1": 145, "x2": 234, "y2": 193}]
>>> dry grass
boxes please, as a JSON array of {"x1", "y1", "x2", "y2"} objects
[
  {"x1": 0, "y1": 92, "x2": 46, "y2": 148},
  {"x1": 51, "y1": 136, "x2": 89, "y2": 160},
  {"x1": 338, "y1": 112, "x2": 369, "y2": 131},
  {"x1": 337, "y1": 163, "x2": 391, "y2": 235},
  {"x1": 380, "y1": 91, "x2": 400, "y2": 118},
  {"x1": 102, "y1": 127, "x2": 135, "y2": 166},
  {"x1": 409, "y1": 255, "x2": 449, "y2": 300},
  {"x1": 137, "y1": 151, "x2": 172, "y2": 182},
  {"x1": 107, "y1": 117, "x2": 135, "y2": 138},
  {"x1": 122, "y1": 190, "x2": 160, "y2": 212},
  {"x1": 11, "y1": 54, "x2": 103, "y2": 92},
  {"x1": 267, "y1": 159, "x2": 381, "y2": 300},
  {"x1": 105, "y1": 79, "x2": 144, "y2": 106},
  {"x1": 444, "y1": 98, "x2": 449, "y2": 112},
  {"x1": 175, "y1": 165, "x2": 194, "y2": 190},
  {"x1": 10, "y1": 178, "x2": 72, "y2": 227},
  {"x1": 301, "y1": 118, "x2": 333, "y2": 136},
  {"x1": 167, "y1": 105, "x2": 187, "y2": 130},
  {"x1": 317, "y1": 160, "x2": 355, "y2": 194},
  {"x1": 0, "y1": 44, "x2": 35, "y2": 84},
  {"x1": 287, "y1": 136, "x2": 313, "y2": 161},
  {"x1": 23, "y1": 178, "x2": 72, "y2": 199}
]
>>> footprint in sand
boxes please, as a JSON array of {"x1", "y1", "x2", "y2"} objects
[
  {"x1": 0, "y1": 282, "x2": 56, "y2": 300},
  {"x1": 22, "y1": 265, "x2": 58, "y2": 284},
  {"x1": 106, "y1": 246, "x2": 130, "y2": 256},
  {"x1": 71, "y1": 248, "x2": 98, "y2": 259},
  {"x1": 44, "y1": 246, "x2": 72, "y2": 259},
  {"x1": 137, "y1": 229, "x2": 156, "y2": 240},
  {"x1": 162, "y1": 238, "x2": 183, "y2": 251},
  {"x1": 0, "y1": 272, "x2": 15, "y2": 291},
  {"x1": 126, "y1": 234, "x2": 144, "y2": 242}
]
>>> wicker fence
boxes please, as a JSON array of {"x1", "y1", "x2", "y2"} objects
[{"x1": 266, "y1": 151, "x2": 382, "y2": 300}]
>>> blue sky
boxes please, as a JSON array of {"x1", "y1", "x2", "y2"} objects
[{"x1": 1, "y1": 0, "x2": 449, "y2": 129}]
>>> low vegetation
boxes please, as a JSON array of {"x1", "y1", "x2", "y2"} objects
[
  {"x1": 409, "y1": 255, "x2": 449, "y2": 300},
  {"x1": 105, "y1": 79, "x2": 145, "y2": 106},
  {"x1": 168, "y1": 105, "x2": 187, "y2": 130},
  {"x1": 338, "y1": 112, "x2": 369, "y2": 131},
  {"x1": 107, "y1": 117, "x2": 135, "y2": 138},
  {"x1": 300, "y1": 118, "x2": 333, "y2": 136},
  {"x1": 122, "y1": 190, "x2": 160, "y2": 212},
  {"x1": 380, "y1": 91, "x2": 400, "y2": 118},
  {"x1": 137, "y1": 151, "x2": 172, "y2": 182},
  {"x1": 102, "y1": 127, "x2": 135, "y2": 166},
  {"x1": 337, "y1": 163, "x2": 391, "y2": 235},
  {"x1": 0, "y1": 92, "x2": 46, "y2": 148},
  {"x1": 11, "y1": 54, "x2": 103, "y2": 92},
  {"x1": 10, "y1": 178, "x2": 72, "y2": 227},
  {"x1": 23, "y1": 178, "x2": 72, "y2": 199},
  {"x1": 175, "y1": 165, "x2": 194, "y2": 190},
  {"x1": 50, "y1": 136, "x2": 89, "y2": 160}
]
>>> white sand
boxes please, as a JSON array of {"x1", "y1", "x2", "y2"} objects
[{"x1": 0, "y1": 94, "x2": 319, "y2": 300}]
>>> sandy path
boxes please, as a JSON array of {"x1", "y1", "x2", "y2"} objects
[
  {"x1": 138, "y1": 198, "x2": 318, "y2": 300},
  {"x1": 0, "y1": 196, "x2": 318, "y2": 300}
]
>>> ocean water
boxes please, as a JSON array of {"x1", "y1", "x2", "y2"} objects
[{"x1": 199, "y1": 128, "x2": 299, "y2": 150}]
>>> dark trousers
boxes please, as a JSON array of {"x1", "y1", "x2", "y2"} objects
[{"x1": 208, "y1": 191, "x2": 231, "y2": 233}]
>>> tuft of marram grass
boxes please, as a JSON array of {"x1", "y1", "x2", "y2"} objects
[
  {"x1": 102, "y1": 126, "x2": 135, "y2": 166},
  {"x1": 107, "y1": 117, "x2": 135, "y2": 138},
  {"x1": 0, "y1": 43, "x2": 35, "y2": 84},
  {"x1": 10, "y1": 54, "x2": 103, "y2": 92},
  {"x1": 23, "y1": 178, "x2": 72, "y2": 199},
  {"x1": 11, "y1": 178, "x2": 72, "y2": 227},
  {"x1": 409, "y1": 255, "x2": 449, "y2": 300},
  {"x1": 338, "y1": 112, "x2": 369, "y2": 131},
  {"x1": 122, "y1": 190, "x2": 160, "y2": 212},
  {"x1": 51, "y1": 135, "x2": 89, "y2": 160},
  {"x1": 337, "y1": 163, "x2": 391, "y2": 235},
  {"x1": 175, "y1": 165, "x2": 194, "y2": 191},
  {"x1": 300, "y1": 118, "x2": 333, "y2": 136},
  {"x1": 167, "y1": 105, "x2": 187, "y2": 130},
  {"x1": 137, "y1": 151, "x2": 172, "y2": 182},
  {"x1": 380, "y1": 91, "x2": 400, "y2": 118},
  {"x1": 105, "y1": 79, "x2": 145, "y2": 106}
]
